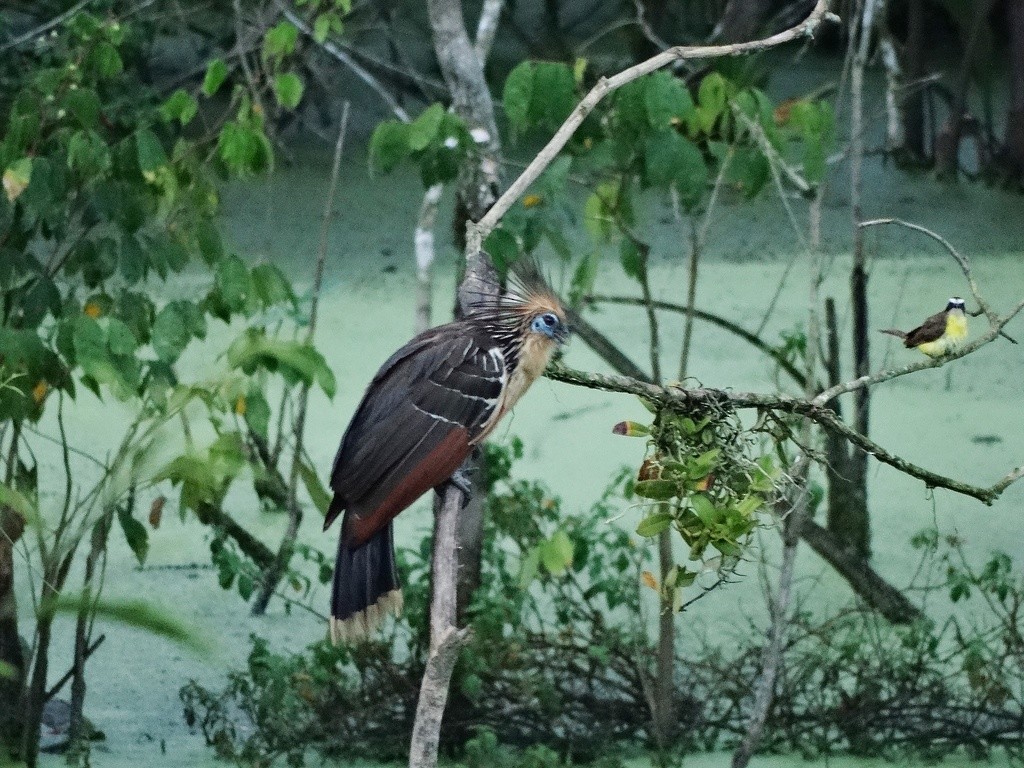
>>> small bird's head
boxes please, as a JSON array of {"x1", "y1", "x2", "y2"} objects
[{"x1": 946, "y1": 297, "x2": 966, "y2": 313}]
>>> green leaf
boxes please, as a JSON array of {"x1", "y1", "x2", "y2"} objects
[
  {"x1": 619, "y1": 238, "x2": 644, "y2": 280},
  {"x1": 251, "y1": 263, "x2": 295, "y2": 307},
  {"x1": 611, "y1": 420, "x2": 649, "y2": 437},
  {"x1": 3, "y1": 158, "x2": 32, "y2": 203},
  {"x1": 408, "y1": 103, "x2": 445, "y2": 151},
  {"x1": 273, "y1": 72, "x2": 304, "y2": 109},
  {"x1": 368, "y1": 121, "x2": 411, "y2": 174},
  {"x1": 531, "y1": 62, "x2": 575, "y2": 129},
  {"x1": 106, "y1": 318, "x2": 137, "y2": 356},
  {"x1": 202, "y1": 59, "x2": 229, "y2": 97},
  {"x1": 263, "y1": 21, "x2": 298, "y2": 60},
  {"x1": 569, "y1": 252, "x2": 599, "y2": 305},
  {"x1": 540, "y1": 530, "x2": 573, "y2": 575},
  {"x1": 636, "y1": 510, "x2": 673, "y2": 537},
  {"x1": 502, "y1": 62, "x2": 534, "y2": 133},
  {"x1": 697, "y1": 72, "x2": 728, "y2": 117},
  {"x1": 644, "y1": 71, "x2": 694, "y2": 130},
  {"x1": 91, "y1": 42, "x2": 123, "y2": 78},
  {"x1": 690, "y1": 493, "x2": 717, "y2": 525},
  {"x1": 216, "y1": 255, "x2": 252, "y2": 312},
  {"x1": 313, "y1": 12, "x2": 338, "y2": 43},
  {"x1": 518, "y1": 547, "x2": 540, "y2": 589},
  {"x1": 483, "y1": 228, "x2": 519, "y2": 274},
  {"x1": 43, "y1": 596, "x2": 209, "y2": 654},
  {"x1": 152, "y1": 302, "x2": 204, "y2": 363},
  {"x1": 242, "y1": 389, "x2": 270, "y2": 439},
  {"x1": 644, "y1": 130, "x2": 707, "y2": 206},
  {"x1": 161, "y1": 89, "x2": 198, "y2": 126},
  {"x1": 298, "y1": 459, "x2": 331, "y2": 517},
  {"x1": 634, "y1": 480, "x2": 678, "y2": 501},
  {"x1": 64, "y1": 88, "x2": 101, "y2": 129},
  {"x1": 118, "y1": 506, "x2": 149, "y2": 566},
  {"x1": 0, "y1": 482, "x2": 39, "y2": 526},
  {"x1": 136, "y1": 129, "x2": 168, "y2": 180},
  {"x1": 227, "y1": 330, "x2": 336, "y2": 397}
]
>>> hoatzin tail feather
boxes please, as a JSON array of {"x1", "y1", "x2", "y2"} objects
[{"x1": 330, "y1": 518, "x2": 403, "y2": 644}]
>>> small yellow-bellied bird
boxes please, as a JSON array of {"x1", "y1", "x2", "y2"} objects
[
  {"x1": 879, "y1": 296, "x2": 968, "y2": 357},
  {"x1": 324, "y1": 277, "x2": 568, "y2": 643}
]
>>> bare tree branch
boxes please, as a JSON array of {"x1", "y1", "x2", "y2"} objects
[
  {"x1": 466, "y1": 0, "x2": 838, "y2": 254},
  {"x1": 0, "y1": 0, "x2": 94, "y2": 55}
]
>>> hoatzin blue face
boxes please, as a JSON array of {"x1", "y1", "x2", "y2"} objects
[{"x1": 530, "y1": 311, "x2": 568, "y2": 343}]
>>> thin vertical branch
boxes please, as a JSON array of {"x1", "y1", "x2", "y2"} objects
[
  {"x1": 251, "y1": 105, "x2": 350, "y2": 614},
  {"x1": 731, "y1": 459, "x2": 809, "y2": 768},
  {"x1": 414, "y1": 184, "x2": 444, "y2": 334},
  {"x1": 409, "y1": 485, "x2": 470, "y2": 768}
]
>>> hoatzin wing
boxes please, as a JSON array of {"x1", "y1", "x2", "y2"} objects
[
  {"x1": 324, "y1": 323, "x2": 506, "y2": 642},
  {"x1": 327, "y1": 323, "x2": 504, "y2": 542}
]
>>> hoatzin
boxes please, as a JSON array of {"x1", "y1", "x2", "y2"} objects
[{"x1": 324, "y1": 277, "x2": 568, "y2": 643}]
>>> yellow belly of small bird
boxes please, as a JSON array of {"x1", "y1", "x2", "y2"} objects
[{"x1": 916, "y1": 313, "x2": 967, "y2": 357}]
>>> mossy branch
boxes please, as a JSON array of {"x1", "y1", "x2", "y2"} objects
[{"x1": 545, "y1": 363, "x2": 1024, "y2": 505}]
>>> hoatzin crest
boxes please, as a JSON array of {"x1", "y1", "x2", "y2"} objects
[
  {"x1": 325, "y1": 276, "x2": 568, "y2": 643},
  {"x1": 879, "y1": 297, "x2": 968, "y2": 358}
]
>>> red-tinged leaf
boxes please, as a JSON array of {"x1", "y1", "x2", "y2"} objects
[
  {"x1": 613, "y1": 420, "x2": 650, "y2": 437},
  {"x1": 149, "y1": 496, "x2": 165, "y2": 528}
]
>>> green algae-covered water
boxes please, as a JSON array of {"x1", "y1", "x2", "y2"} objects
[{"x1": 32, "y1": 131, "x2": 1024, "y2": 767}]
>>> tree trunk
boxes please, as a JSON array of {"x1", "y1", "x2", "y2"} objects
[
  {"x1": 901, "y1": 0, "x2": 928, "y2": 163},
  {"x1": 839, "y1": 0, "x2": 875, "y2": 560},
  {"x1": 1002, "y1": 0, "x2": 1024, "y2": 174},
  {"x1": 0, "y1": 507, "x2": 25, "y2": 760},
  {"x1": 935, "y1": 0, "x2": 995, "y2": 179}
]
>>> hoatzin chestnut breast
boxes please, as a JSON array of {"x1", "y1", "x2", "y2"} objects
[{"x1": 325, "y1": 281, "x2": 568, "y2": 643}]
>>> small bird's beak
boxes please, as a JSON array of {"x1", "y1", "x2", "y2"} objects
[{"x1": 555, "y1": 325, "x2": 571, "y2": 345}]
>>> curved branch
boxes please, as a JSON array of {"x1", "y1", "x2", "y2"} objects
[
  {"x1": 545, "y1": 363, "x2": 1024, "y2": 505},
  {"x1": 859, "y1": 217, "x2": 994, "y2": 321},
  {"x1": 586, "y1": 294, "x2": 811, "y2": 389},
  {"x1": 466, "y1": 0, "x2": 838, "y2": 253}
]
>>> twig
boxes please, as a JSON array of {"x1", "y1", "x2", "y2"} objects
[
  {"x1": 44, "y1": 634, "x2": 105, "y2": 702},
  {"x1": 732, "y1": 458, "x2": 808, "y2": 768},
  {"x1": 473, "y1": 0, "x2": 504, "y2": 60},
  {"x1": 466, "y1": 0, "x2": 838, "y2": 254},
  {"x1": 0, "y1": 0, "x2": 93, "y2": 55},
  {"x1": 250, "y1": 104, "x2": 349, "y2": 614}
]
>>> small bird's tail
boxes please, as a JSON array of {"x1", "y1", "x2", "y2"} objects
[
  {"x1": 878, "y1": 328, "x2": 908, "y2": 340},
  {"x1": 330, "y1": 519, "x2": 403, "y2": 644}
]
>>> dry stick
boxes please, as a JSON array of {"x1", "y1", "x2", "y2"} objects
[
  {"x1": 409, "y1": 483, "x2": 472, "y2": 768},
  {"x1": 0, "y1": 0, "x2": 94, "y2": 54},
  {"x1": 465, "y1": 0, "x2": 837, "y2": 255},
  {"x1": 732, "y1": 458, "x2": 810, "y2": 768},
  {"x1": 545, "y1": 363, "x2": 1024, "y2": 504},
  {"x1": 250, "y1": 104, "x2": 350, "y2": 615}
]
